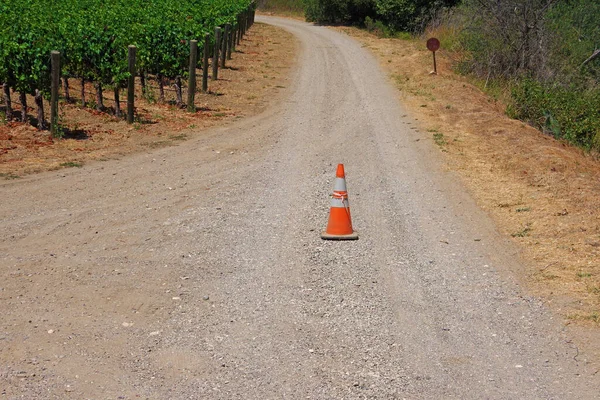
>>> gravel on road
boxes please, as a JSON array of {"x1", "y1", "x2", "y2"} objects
[{"x1": 1, "y1": 16, "x2": 599, "y2": 399}]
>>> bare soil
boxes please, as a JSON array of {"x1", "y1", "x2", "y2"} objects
[
  {"x1": 0, "y1": 23, "x2": 296, "y2": 177},
  {"x1": 334, "y1": 27, "x2": 600, "y2": 329}
]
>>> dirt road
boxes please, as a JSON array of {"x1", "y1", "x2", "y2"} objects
[{"x1": 2, "y1": 16, "x2": 599, "y2": 399}]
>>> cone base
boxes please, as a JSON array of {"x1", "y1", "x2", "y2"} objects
[{"x1": 321, "y1": 231, "x2": 359, "y2": 241}]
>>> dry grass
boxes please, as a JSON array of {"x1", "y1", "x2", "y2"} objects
[
  {"x1": 0, "y1": 23, "x2": 297, "y2": 176},
  {"x1": 336, "y1": 26, "x2": 600, "y2": 327}
]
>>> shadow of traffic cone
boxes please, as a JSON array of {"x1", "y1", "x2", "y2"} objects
[{"x1": 321, "y1": 164, "x2": 359, "y2": 240}]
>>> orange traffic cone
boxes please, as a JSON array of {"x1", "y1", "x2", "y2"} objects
[{"x1": 321, "y1": 164, "x2": 359, "y2": 240}]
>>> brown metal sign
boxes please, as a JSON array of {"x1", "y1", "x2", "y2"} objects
[
  {"x1": 426, "y1": 38, "x2": 440, "y2": 52},
  {"x1": 426, "y1": 38, "x2": 440, "y2": 74}
]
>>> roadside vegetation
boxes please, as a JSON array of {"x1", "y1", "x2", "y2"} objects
[
  {"x1": 260, "y1": 0, "x2": 600, "y2": 152},
  {"x1": 257, "y1": 0, "x2": 305, "y2": 16},
  {"x1": 452, "y1": 0, "x2": 600, "y2": 151}
]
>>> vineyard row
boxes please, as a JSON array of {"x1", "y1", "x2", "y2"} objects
[{"x1": 0, "y1": 0, "x2": 255, "y2": 132}]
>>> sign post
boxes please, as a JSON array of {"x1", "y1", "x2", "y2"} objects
[{"x1": 426, "y1": 38, "x2": 440, "y2": 75}]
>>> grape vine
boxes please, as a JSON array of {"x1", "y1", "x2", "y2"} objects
[{"x1": 0, "y1": 0, "x2": 253, "y2": 125}]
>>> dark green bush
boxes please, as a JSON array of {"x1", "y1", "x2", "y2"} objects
[
  {"x1": 508, "y1": 78, "x2": 600, "y2": 149},
  {"x1": 304, "y1": 0, "x2": 456, "y2": 32},
  {"x1": 455, "y1": 0, "x2": 600, "y2": 151},
  {"x1": 304, "y1": 0, "x2": 376, "y2": 25},
  {"x1": 376, "y1": 0, "x2": 458, "y2": 32},
  {"x1": 257, "y1": 0, "x2": 305, "y2": 13},
  {"x1": 545, "y1": 0, "x2": 600, "y2": 86},
  {"x1": 364, "y1": 16, "x2": 393, "y2": 37}
]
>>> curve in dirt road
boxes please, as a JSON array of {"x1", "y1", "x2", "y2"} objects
[{"x1": 1, "y1": 15, "x2": 599, "y2": 399}]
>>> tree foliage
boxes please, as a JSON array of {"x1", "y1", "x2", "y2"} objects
[
  {"x1": 375, "y1": 0, "x2": 458, "y2": 32},
  {"x1": 545, "y1": 0, "x2": 600, "y2": 86},
  {"x1": 304, "y1": 0, "x2": 457, "y2": 32},
  {"x1": 457, "y1": 0, "x2": 556, "y2": 79},
  {"x1": 456, "y1": 0, "x2": 600, "y2": 149}
]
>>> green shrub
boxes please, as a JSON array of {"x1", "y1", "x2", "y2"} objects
[
  {"x1": 258, "y1": 0, "x2": 304, "y2": 13},
  {"x1": 454, "y1": 0, "x2": 600, "y2": 151},
  {"x1": 545, "y1": 0, "x2": 600, "y2": 84},
  {"x1": 304, "y1": 0, "x2": 376, "y2": 25},
  {"x1": 364, "y1": 16, "x2": 393, "y2": 37},
  {"x1": 376, "y1": 0, "x2": 457, "y2": 33},
  {"x1": 508, "y1": 78, "x2": 600, "y2": 150},
  {"x1": 304, "y1": 0, "x2": 456, "y2": 32}
]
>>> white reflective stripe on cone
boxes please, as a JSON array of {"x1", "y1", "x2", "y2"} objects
[
  {"x1": 333, "y1": 177, "x2": 347, "y2": 192},
  {"x1": 330, "y1": 197, "x2": 350, "y2": 208}
]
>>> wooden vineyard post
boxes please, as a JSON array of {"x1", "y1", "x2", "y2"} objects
[
  {"x1": 221, "y1": 25, "x2": 229, "y2": 69},
  {"x1": 202, "y1": 34, "x2": 210, "y2": 93},
  {"x1": 242, "y1": 11, "x2": 247, "y2": 37},
  {"x1": 240, "y1": 13, "x2": 244, "y2": 38},
  {"x1": 231, "y1": 24, "x2": 237, "y2": 53},
  {"x1": 227, "y1": 24, "x2": 233, "y2": 60},
  {"x1": 127, "y1": 45, "x2": 136, "y2": 124},
  {"x1": 187, "y1": 40, "x2": 198, "y2": 112},
  {"x1": 247, "y1": 9, "x2": 250, "y2": 33},
  {"x1": 237, "y1": 16, "x2": 242, "y2": 45},
  {"x1": 50, "y1": 51, "x2": 60, "y2": 136},
  {"x1": 213, "y1": 27, "x2": 221, "y2": 81}
]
